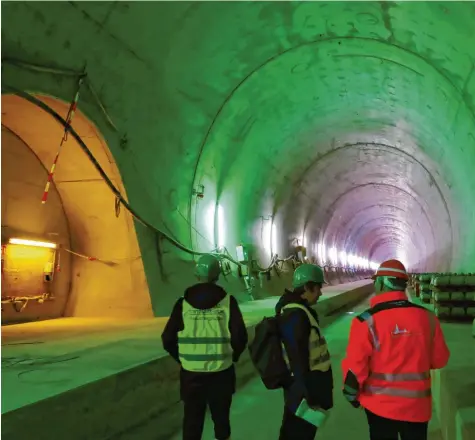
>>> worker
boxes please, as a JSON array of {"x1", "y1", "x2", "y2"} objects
[
  {"x1": 275, "y1": 263, "x2": 333, "y2": 440},
  {"x1": 342, "y1": 259, "x2": 450, "y2": 440},
  {"x1": 161, "y1": 254, "x2": 248, "y2": 440}
]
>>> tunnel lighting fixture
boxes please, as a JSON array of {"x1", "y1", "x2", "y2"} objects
[
  {"x1": 206, "y1": 203, "x2": 216, "y2": 246},
  {"x1": 339, "y1": 251, "x2": 347, "y2": 266},
  {"x1": 318, "y1": 243, "x2": 326, "y2": 263},
  {"x1": 8, "y1": 238, "x2": 57, "y2": 249},
  {"x1": 262, "y1": 219, "x2": 272, "y2": 257},
  {"x1": 217, "y1": 204, "x2": 225, "y2": 248},
  {"x1": 271, "y1": 223, "x2": 278, "y2": 256},
  {"x1": 329, "y1": 247, "x2": 338, "y2": 265},
  {"x1": 370, "y1": 261, "x2": 379, "y2": 271}
]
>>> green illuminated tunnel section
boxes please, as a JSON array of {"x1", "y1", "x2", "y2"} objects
[
  {"x1": 186, "y1": 2, "x2": 475, "y2": 272},
  {"x1": 2, "y1": 1, "x2": 475, "y2": 317}
]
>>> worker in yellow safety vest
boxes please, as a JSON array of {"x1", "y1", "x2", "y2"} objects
[
  {"x1": 276, "y1": 264, "x2": 334, "y2": 440},
  {"x1": 162, "y1": 254, "x2": 248, "y2": 440}
]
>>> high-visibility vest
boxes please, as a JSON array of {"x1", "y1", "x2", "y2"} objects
[
  {"x1": 178, "y1": 294, "x2": 233, "y2": 373},
  {"x1": 356, "y1": 299, "x2": 436, "y2": 420},
  {"x1": 281, "y1": 303, "x2": 331, "y2": 373}
]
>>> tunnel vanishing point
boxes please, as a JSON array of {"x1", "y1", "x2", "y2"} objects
[{"x1": 1, "y1": 1, "x2": 475, "y2": 320}]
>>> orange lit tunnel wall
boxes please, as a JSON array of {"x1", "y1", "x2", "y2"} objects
[
  {"x1": 1, "y1": 127, "x2": 72, "y2": 324},
  {"x1": 1, "y1": 95, "x2": 153, "y2": 324}
]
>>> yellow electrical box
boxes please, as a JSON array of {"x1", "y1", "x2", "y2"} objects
[{"x1": 2, "y1": 243, "x2": 56, "y2": 296}]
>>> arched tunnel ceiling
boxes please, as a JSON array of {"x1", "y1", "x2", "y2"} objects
[{"x1": 2, "y1": 1, "x2": 475, "y2": 274}]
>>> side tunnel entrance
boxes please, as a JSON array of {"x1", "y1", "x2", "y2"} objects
[{"x1": 1, "y1": 94, "x2": 153, "y2": 324}]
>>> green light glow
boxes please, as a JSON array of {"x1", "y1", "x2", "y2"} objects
[
  {"x1": 217, "y1": 204, "x2": 225, "y2": 249},
  {"x1": 271, "y1": 222, "x2": 278, "y2": 257}
]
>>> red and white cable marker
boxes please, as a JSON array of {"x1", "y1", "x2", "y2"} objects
[{"x1": 41, "y1": 76, "x2": 84, "y2": 205}]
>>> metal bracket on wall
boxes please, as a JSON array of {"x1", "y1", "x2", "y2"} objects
[{"x1": 192, "y1": 184, "x2": 205, "y2": 199}]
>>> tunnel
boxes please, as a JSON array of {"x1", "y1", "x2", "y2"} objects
[
  {"x1": 1, "y1": 94, "x2": 152, "y2": 323},
  {"x1": 2, "y1": 1, "x2": 474, "y2": 317},
  {"x1": 1, "y1": 2, "x2": 475, "y2": 440}
]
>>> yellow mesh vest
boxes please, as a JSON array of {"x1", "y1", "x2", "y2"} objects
[
  {"x1": 281, "y1": 303, "x2": 331, "y2": 373},
  {"x1": 178, "y1": 294, "x2": 233, "y2": 372}
]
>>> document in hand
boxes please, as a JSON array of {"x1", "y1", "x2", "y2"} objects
[{"x1": 295, "y1": 399, "x2": 329, "y2": 428}]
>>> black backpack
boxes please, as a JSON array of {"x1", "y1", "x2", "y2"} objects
[{"x1": 248, "y1": 315, "x2": 291, "y2": 390}]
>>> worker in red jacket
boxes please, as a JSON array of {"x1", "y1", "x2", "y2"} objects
[{"x1": 341, "y1": 259, "x2": 450, "y2": 440}]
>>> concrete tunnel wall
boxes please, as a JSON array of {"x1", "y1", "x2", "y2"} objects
[
  {"x1": 2, "y1": 1, "x2": 475, "y2": 317},
  {"x1": 1, "y1": 126, "x2": 73, "y2": 323},
  {"x1": 1, "y1": 95, "x2": 152, "y2": 322}
]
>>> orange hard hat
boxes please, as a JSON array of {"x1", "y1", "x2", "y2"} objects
[{"x1": 371, "y1": 259, "x2": 408, "y2": 280}]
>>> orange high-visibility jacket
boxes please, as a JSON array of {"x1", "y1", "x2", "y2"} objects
[{"x1": 341, "y1": 291, "x2": 450, "y2": 422}]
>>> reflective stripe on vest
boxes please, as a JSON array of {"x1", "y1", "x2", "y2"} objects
[
  {"x1": 369, "y1": 371, "x2": 430, "y2": 381},
  {"x1": 363, "y1": 385, "x2": 431, "y2": 398},
  {"x1": 358, "y1": 311, "x2": 380, "y2": 351},
  {"x1": 281, "y1": 303, "x2": 331, "y2": 373},
  {"x1": 178, "y1": 294, "x2": 232, "y2": 372}
]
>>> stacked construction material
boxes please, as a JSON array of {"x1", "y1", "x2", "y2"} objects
[
  {"x1": 418, "y1": 273, "x2": 435, "y2": 303},
  {"x1": 408, "y1": 273, "x2": 419, "y2": 289},
  {"x1": 431, "y1": 274, "x2": 475, "y2": 320},
  {"x1": 408, "y1": 273, "x2": 424, "y2": 298}
]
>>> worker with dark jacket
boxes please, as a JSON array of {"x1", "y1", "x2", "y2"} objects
[
  {"x1": 342, "y1": 259, "x2": 450, "y2": 440},
  {"x1": 276, "y1": 263, "x2": 333, "y2": 440},
  {"x1": 162, "y1": 254, "x2": 248, "y2": 440}
]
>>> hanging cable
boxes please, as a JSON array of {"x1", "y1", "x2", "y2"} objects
[
  {"x1": 2, "y1": 57, "x2": 83, "y2": 77},
  {"x1": 2, "y1": 60, "x2": 315, "y2": 274},
  {"x1": 41, "y1": 74, "x2": 85, "y2": 205},
  {"x1": 4, "y1": 85, "x2": 310, "y2": 272},
  {"x1": 114, "y1": 196, "x2": 121, "y2": 218},
  {"x1": 2, "y1": 85, "x2": 246, "y2": 265},
  {"x1": 2, "y1": 57, "x2": 118, "y2": 132},
  {"x1": 1, "y1": 59, "x2": 373, "y2": 279}
]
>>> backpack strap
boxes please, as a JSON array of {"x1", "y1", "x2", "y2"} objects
[
  {"x1": 355, "y1": 300, "x2": 426, "y2": 322},
  {"x1": 281, "y1": 303, "x2": 320, "y2": 331}
]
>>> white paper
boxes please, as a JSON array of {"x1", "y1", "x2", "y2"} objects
[{"x1": 295, "y1": 399, "x2": 329, "y2": 428}]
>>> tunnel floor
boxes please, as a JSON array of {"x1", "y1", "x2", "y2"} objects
[
  {"x1": 2, "y1": 284, "x2": 474, "y2": 439},
  {"x1": 170, "y1": 294, "x2": 444, "y2": 440},
  {"x1": 0, "y1": 280, "x2": 369, "y2": 414}
]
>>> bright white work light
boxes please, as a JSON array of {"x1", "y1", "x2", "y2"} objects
[
  {"x1": 217, "y1": 204, "x2": 225, "y2": 248},
  {"x1": 9, "y1": 238, "x2": 56, "y2": 249}
]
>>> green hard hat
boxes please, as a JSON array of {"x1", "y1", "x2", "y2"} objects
[
  {"x1": 292, "y1": 263, "x2": 327, "y2": 288},
  {"x1": 195, "y1": 254, "x2": 221, "y2": 282}
]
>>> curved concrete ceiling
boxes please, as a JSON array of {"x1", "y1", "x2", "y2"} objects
[{"x1": 2, "y1": 1, "x2": 475, "y2": 277}]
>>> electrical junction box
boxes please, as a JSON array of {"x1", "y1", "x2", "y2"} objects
[{"x1": 237, "y1": 244, "x2": 254, "y2": 278}]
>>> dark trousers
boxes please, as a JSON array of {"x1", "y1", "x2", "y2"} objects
[
  {"x1": 279, "y1": 384, "x2": 318, "y2": 440},
  {"x1": 279, "y1": 405, "x2": 318, "y2": 440},
  {"x1": 183, "y1": 392, "x2": 232, "y2": 440},
  {"x1": 365, "y1": 409, "x2": 429, "y2": 440}
]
